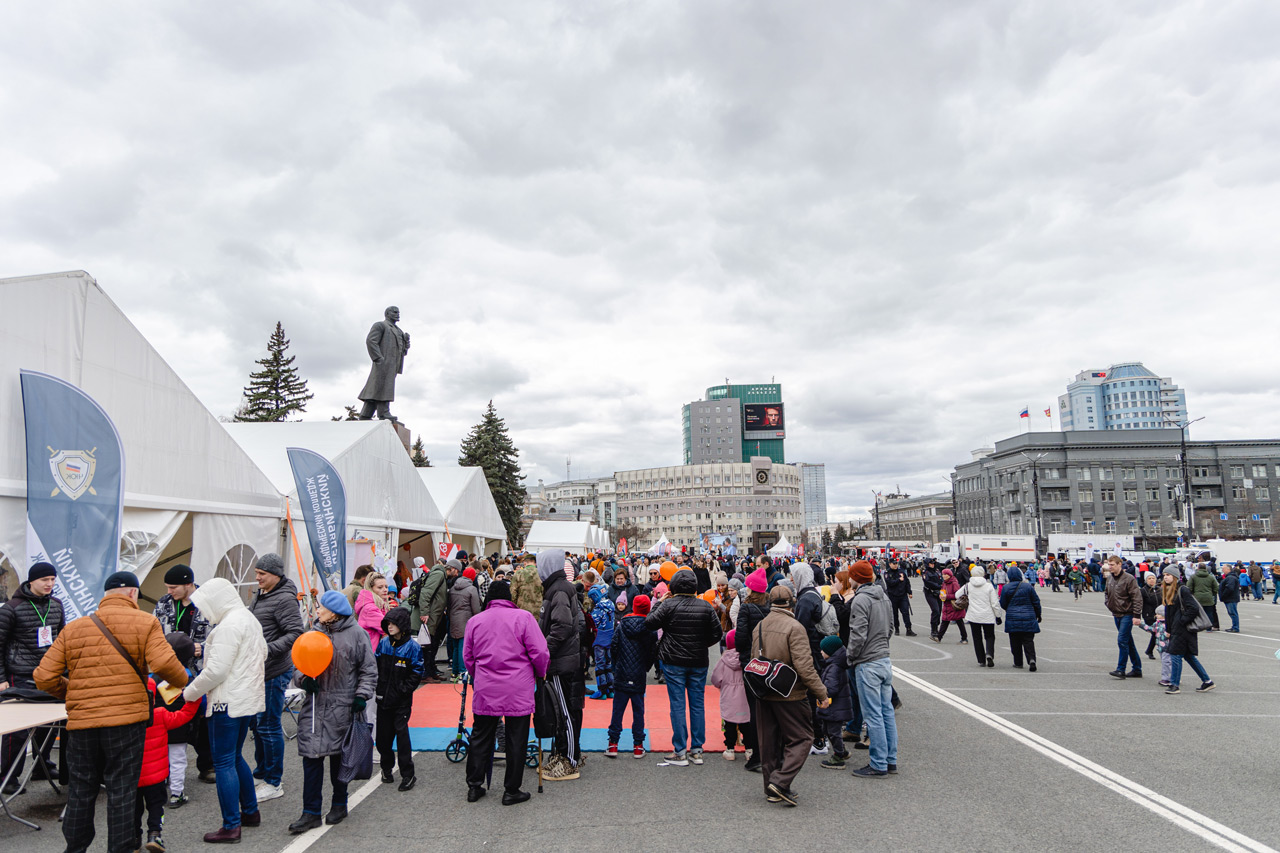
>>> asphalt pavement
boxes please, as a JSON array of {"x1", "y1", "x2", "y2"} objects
[{"x1": 5, "y1": 587, "x2": 1279, "y2": 852}]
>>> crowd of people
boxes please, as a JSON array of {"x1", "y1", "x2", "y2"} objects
[{"x1": 0, "y1": 542, "x2": 1250, "y2": 849}]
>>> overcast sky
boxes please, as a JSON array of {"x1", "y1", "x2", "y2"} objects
[{"x1": 3, "y1": 1, "x2": 1278, "y2": 522}]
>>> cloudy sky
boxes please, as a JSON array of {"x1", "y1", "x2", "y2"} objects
[{"x1": 4, "y1": 1, "x2": 1278, "y2": 522}]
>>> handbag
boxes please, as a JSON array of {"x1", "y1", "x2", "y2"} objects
[
  {"x1": 533, "y1": 677, "x2": 565, "y2": 739},
  {"x1": 953, "y1": 593, "x2": 969, "y2": 612},
  {"x1": 1186, "y1": 595, "x2": 1213, "y2": 633},
  {"x1": 742, "y1": 626, "x2": 798, "y2": 700},
  {"x1": 336, "y1": 709, "x2": 374, "y2": 784}
]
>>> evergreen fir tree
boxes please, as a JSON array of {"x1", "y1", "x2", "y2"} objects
[
  {"x1": 411, "y1": 436, "x2": 431, "y2": 467},
  {"x1": 235, "y1": 322, "x2": 313, "y2": 422},
  {"x1": 834, "y1": 523, "x2": 848, "y2": 546},
  {"x1": 821, "y1": 528, "x2": 833, "y2": 553},
  {"x1": 458, "y1": 401, "x2": 526, "y2": 547}
]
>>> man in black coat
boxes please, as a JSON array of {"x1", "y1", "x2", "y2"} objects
[
  {"x1": 882, "y1": 561, "x2": 917, "y2": 636},
  {"x1": 0, "y1": 562, "x2": 65, "y2": 789}
]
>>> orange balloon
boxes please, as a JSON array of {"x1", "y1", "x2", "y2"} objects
[
  {"x1": 700, "y1": 591, "x2": 716, "y2": 603},
  {"x1": 660, "y1": 561, "x2": 678, "y2": 581},
  {"x1": 291, "y1": 630, "x2": 334, "y2": 678}
]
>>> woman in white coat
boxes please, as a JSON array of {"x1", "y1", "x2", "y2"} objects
[
  {"x1": 184, "y1": 577, "x2": 268, "y2": 844},
  {"x1": 958, "y1": 566, "x2": 1002, "y2": 669}
]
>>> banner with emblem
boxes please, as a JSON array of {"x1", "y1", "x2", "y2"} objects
[
  {"x1": 286, "y1": 447, "x2": 347, "y2": 592},
  {"x1": 21, "y1": 370, "x2": 126, "y2": 619}
]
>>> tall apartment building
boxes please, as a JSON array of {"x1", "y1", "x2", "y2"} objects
[
  {"x1": 683, "y1": 382, "x2": 785, "y2": 465},
  {"x1": 799, "y1": 462, "x2": 828, "y2": 527},
  {"x1": 1057, "y1": 362, "x2": 1188, "y2": 432}
]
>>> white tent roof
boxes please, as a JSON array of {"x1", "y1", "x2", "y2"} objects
[
  {"x1": 646, "y1": 534, "x2": 671, "y2": 556},
  {"x1": 767, "y1": 535, "x2": 794, "y2": 556},
  {"x1": 224, "y1": 421, "x2": 446, "y2": 534},
  {"x1": 0, "y1": 271, "x2": 284, "y2": 585},
  {"x1": 524, "y1": 520, "x2": 595, "y2": 554},
  {"x1": 416, "y1": 467, "x2": 505, "y2": 541}
]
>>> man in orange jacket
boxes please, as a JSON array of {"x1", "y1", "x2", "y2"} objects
[{"x1": 35, "y1": 571, "x2": 188, "y2": 853}]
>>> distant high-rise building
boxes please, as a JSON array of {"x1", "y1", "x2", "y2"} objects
[
  {"x1": 683, "y1": 382, "x2": 785, "y2": 465},
  {"x1": 1057, "y1": 362, "x2": 1187, "y2": 432},
  {"x1": 799, "y1": 463, "x2": 827, "y2": 527}
]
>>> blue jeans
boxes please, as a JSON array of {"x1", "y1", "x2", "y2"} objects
[
  {"x1": 1225, "y1": 601, "x2": 1240, "y2": 631},
  {"x1": 251, "y1": 670, "x2": 291, "y2": 786},
  {"x1": 1253, "y1": 581, "x2": 1264, "y2": 600},
  {"x1": 1272, "y1": 583, "x2": 1280, "y2": 604},
  {"x1": 1114, "y1": 616, "x2": 1142, "y2": 674},
  {"x1": 854, "y1": 657, "x2": 897, "y2": 771},
  {"x1": 207, "y1": 711, "x2": 258, "y2": 829},
  {"x1": 302, "y1": 755, "x2": 347, "y2": 816},
  {"x1": 448, "y1": 636, "x2": 464, "y2": 676},
  {"x1": 660, "y1": 663, "x2": 707, "y2": 754},
  {"x1": 607, "y1": 688, "x2": 646, "y2": 747},
  {"x1": 1169, "y1": 653, "x2": 1210, "y2": 688}
]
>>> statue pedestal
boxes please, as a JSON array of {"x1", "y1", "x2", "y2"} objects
[{"x1": 393, "y1": 421, "x2": 411, "y2": 453}]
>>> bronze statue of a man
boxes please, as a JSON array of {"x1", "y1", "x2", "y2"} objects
[{"x1": 358, "y1": 306, "x2": 409, "y2": 421}]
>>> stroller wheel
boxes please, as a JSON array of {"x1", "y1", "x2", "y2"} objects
[
  {"x1": 524, "y1": 743, "x2": 539, "y2": 768},
  {"x1": 445, "y1": 740, "x2": 468, "y2": 763}
]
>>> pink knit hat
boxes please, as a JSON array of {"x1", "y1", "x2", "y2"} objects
[{"x1": 745, "y1": 567, "x2": 767, "y2": 593}]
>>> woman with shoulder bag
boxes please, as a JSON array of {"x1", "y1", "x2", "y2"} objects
[
  {"x1": 934, "y1": 568, "x2": 968, "y2": 645},
  {"x1": 998, "y1": 567, "x2": 1042, "y2": 671},
  {"x1": 1162, "y1": 568, "x2": 1215, "y2": 695},
  {"x1": 959, "y1": 566, "x2": 1000, "y2": 668}
]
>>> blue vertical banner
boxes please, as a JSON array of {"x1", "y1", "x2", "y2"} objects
[
  {"x1": 286, "y1": 447, "x2": 346, "y2": 592},
  {"x1": 20, "y1": 369, "x2": 126, "y2": 619}
]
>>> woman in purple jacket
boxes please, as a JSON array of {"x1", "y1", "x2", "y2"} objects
[{"x1": 462, "y1": 581, "x2": 550, "y2": 805}]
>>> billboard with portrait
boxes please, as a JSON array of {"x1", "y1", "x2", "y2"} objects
[
  {"x1": 743, "y1": 403, "x2": 785, "y2": 435},
  {"x1": 699, "y1": 532, "x2": 737, "y2": 555}
]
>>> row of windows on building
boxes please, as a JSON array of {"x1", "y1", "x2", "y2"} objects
[{"x1": 957, "y1": 464, "x2": 1280, "y2": 493}]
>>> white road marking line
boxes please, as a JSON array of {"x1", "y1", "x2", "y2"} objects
[
  {"x1": 895, "y1": 668, "x2": 1279, "y2": 853},
  {"x1": 275, "y1": 771, "x2": 387, "y2": 853},
  {"x1": 995, "y1": 711, "x2": 1280, "y2": 718},
  {"x1": 945, "y1": 687, "x2": 1280, "y2": 694}
]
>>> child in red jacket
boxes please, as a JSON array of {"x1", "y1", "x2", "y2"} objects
[{"x1": 135, "y1": 637, "x2": 202, "y2": 852}]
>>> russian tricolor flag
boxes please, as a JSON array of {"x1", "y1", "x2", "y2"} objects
[{"x1": 1019, "y1": 407, "x2": 1029, "y2": 419}]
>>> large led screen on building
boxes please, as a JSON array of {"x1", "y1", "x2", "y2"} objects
[{"x1": 744, "y1": 403, "x2": 785, "y2": 435}]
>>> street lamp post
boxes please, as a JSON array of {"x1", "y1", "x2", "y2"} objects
[
  {"x1": 871, "y1": 490, "x2": 881, "y2": 540},
  {"x1": 1171, "y1": 417, "x2": 1206, "y2": 542},
  {"x1": 1019, "y1": 451, "x2": 1048, "y2": 550}
]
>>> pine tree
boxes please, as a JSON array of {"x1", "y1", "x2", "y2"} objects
[
  {"x1": 235, "y1": 322, "x2": 313, "y2": 422},
  {"x1": 459, "y1": 401, "x2": 526, "y2": 547},
  {"x1": 411, "y1": 436, "x2": 431, "y2": 467},
  {"x1": 330, "y1": 405, "x2": 359, "y2": 422},
  {"x1": 821, "y1": 528, "x2": 833, "y2": 553},
  {"x1": 834, "y1": 523, "x2": 848, "y2": 545}
]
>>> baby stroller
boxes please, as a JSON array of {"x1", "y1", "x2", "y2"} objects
[{"x1": 444, "y1": 673, "x2": 539, "y2": 769}]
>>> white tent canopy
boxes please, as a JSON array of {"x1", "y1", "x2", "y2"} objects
[
  {"x1": 225, "y1": 421, "x2": 446, "y2": 589},
  {"x1": 646, "y1": 534, "x2": 672, "y2": 557},
  {"x1": 768, "y1": 535, "x2": 797, "y2": 557},
  {"x1": 524, "y1": 520, "x2": 595, "y2": 555},
  {"x1": 415, "y1": 466, "x2": 507, "y2": 560},
  {"x1": 0, "y1": 271, "x2": 284, "y2": 602}
]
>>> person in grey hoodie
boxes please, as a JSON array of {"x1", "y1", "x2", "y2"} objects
[
  {"x1": 247, "y1": 553, "x2": 304, "y2": 800},
  {"x1": 845, "y1": 560, "x2": 897, "y2": 778}
]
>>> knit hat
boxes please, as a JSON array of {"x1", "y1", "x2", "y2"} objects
[
  {"x1": 745, "y1": 567, "x2": 768, "y2": 593},
  {"x1": 1155, "y1": 605, "x2": 1166, "y2": 617},
  {"x1": 485, "y1": 580, "x2": 512, "y2": 606},
  {"x1": 27, "y1": 562, "x2": 56, "y2": 583},
  {"x1": 820, "y1": 635, "x2": 843, "y2": 656},
  {"x1": 972, "y1": 565, "x2": 986, "y2": 578},
  {"x1": 163, "y1": 564, "x2": 195, "y2": 585},
  {"x1": 446, "y1": 558, "x2": 464, "y2": 572},
  {"x1": 725, "y1": 628, "x2": 736, "y2": 648},
  {"x1": 1163, "y1": 566, "x2": 1180, "y2": 578},
  {"x1": 850, "y1": 560, "x2": 875, "y2": 585},
  {"x1": 769, "y1": 585, "x2": 794, "y2": 608},
  {"x1": 462, "y1": 567, "x2": 476, "y2": 581},
  {"x1": 319, "y1": 589, "x2": 353, "y2": 617},
  {"x1": 104, "y1": 571, "x2": 139, "y2": 590},
  {"x1": 632, "y1": 594, "x2": 651, "y2": 615},
  {"x1": 254, "y1": 553, "x2": 286, "y2": 577},
  {"x1": 165, "y1": 632, "x2": 195, "y2": 668}
]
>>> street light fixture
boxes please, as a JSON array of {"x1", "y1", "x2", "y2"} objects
[
  {"x1": 1169, "y1": 416, "x2": 1206, "y2": 541},
  {"x1": 1019, "y1": 451, "x2": 1048, "y2": 546}
]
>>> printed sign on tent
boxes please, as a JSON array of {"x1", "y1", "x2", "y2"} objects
[
  {"x1": 287, "y1": 447, "x2": 347, "y2": 592},
  {"x1": 21, "y1": 369, "x2": 126, "y2": 620}
]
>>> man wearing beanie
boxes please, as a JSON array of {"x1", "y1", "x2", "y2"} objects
[
  {"x1": 153, "y1": 563, "x2": 215, "y2": 787},
  {"x1": 247, "y1": 553, "x2": 303, "y2": 802},
  {"x1": 35, "y1": 571, "x2": 188, "y2": 853},
  {"x1": 751, "y1": 585, "x2": 829, "y2": 805},
  {"x1": 0, "y1": 561, "x2": 66, "y2": 790},
  {"x1": 845, "y1": 560, "x2": 898, "y2": 777}
]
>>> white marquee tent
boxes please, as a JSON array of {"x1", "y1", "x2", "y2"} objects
[
  {"x1": 0, "y1": 271, "x2": 284, "y2": 604},
  {"x1": 414, "y1": 466, "x2": 507, "y2": 562},
  {"x1": 225, "y1": 421, "x2": 446, "y2": 596},
  {"x1": 524, "y1": 520, "x2": 595, "y2": 555},
  {"x1": 768, "y1": 535, "x2": 798, "y2": 557},
  {"x1": 646, "y1": 534, "x2": 672, "y2": 557}
]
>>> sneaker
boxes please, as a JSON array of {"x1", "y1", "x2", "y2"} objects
[
  {"x1": 145, "y1": 832, "x2": 165, "y2": 853},
  {"x1": 633, "y1": 746, "x2": 645, "y2": 759},
  {"x1": 1126, "y1": 671, "x2": 1143, "y2": 679},
  {"x1": 722, "y1": 749, "x2": 735, "y2": 761},
  {"x1": 851, "y1": 764, "x2": 888, "y2": 777},
  {"x1": 905, "y1": 631, "x2": 918, "y2": 637},
  {"x1": 1108, "y1": 669, "x2": 1126, "y2": 680},
  {"x1": 959, "y1": 639, "x2": 968, "y2": 645},
  {"x1": 381, "y1": 768, "x2": 395, "y2": 783},
  {"x1": 767, "y1": 782, "x2": 797, "y2": 806},
  {"x1": 662, "y1": 751, "x2": 689, "y2": 767},
  {"x1": 1028, "y1": 661, "x2": 1037, "y2": 672},
  {"x1": 1165, "y1": 685, "x2": 1181, "y2": 694},
  {"x1": 167, "y1": 793, "x2": 188, "y2": 809},
  {"x1": 255, "y1": 781, "x2": 284, "y2": 801},
  {"x1": 1196, "y1": 681, "x2": 1216, "y2": 692},
  {"x1": 854, "y1": 740, "x2": 869, "y2": 750},
  {"x1": 1158, "y1": 680, "x2": 1170, "y2": 686},
  {"x1": 543, "y1": 756, "x2": 580, "y2": 781},
  {"x1": 841, "y1": 730, "x2": 859, "y2": 741},
  {"x1": 809, "y1": 741, "x2": 829, "y2": 756},
  {"x1": 820, "y1": 754, "x2": 847, "y2": 769},
  {"x1": 606, "y1": 744, "x2": 619, "y2": 758},
  {"x1": 588, "y1": 691, "x2": 607, "y2": 700},
  {"x1": 398, "y1": 776, "x2": 416, "y2": 792},
  {"x1": 689, "y1": 750, "x2": 704, "y2": 765},
  {"x1": 198, "y1": 769, "x2": 217, "y2": 784},
  {"x1": 887, "y1": 763, "x2": 898, "y2": 774},
  {"x1": 765, "y1": 791, "x2": 783, "y2": 803}
]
